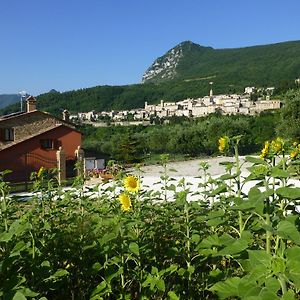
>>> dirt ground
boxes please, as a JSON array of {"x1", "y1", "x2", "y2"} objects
[
  {"x1": 86, "y1": 156, "x2": 251, "y2": 186},
  {"x1": 138, "y1": 156, "x2": 250, "y2": 177}
]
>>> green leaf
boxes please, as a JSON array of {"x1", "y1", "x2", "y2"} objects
[
  {"x1": 207, "y1": 184, "x2": 227, "y2": 196},
  {"x1": 282, "y1": 290, "x2": 296, "y2": 300},
  {"x1": 12, "y1": 291, "x2": 27, "y2": 300},
  {"x1": 92, "y1": 262, "x2": 102, "y2": 272},
  {"x1": 129, "y1": 242, "x2": 139, "y2": 256},
  {"x1": 219, "y1": 233, "x2": 235, "y2": 245},
  {"x1": 41, "y1": 261, "x2": 50, "y2": 267},
  {"x1": 187, "y1": 265, "x2": 195, "y2": 275},
  {"x1": 256, "y1": 288, "x2": 280, "y2": 300},
  {"x1": 9, "y1": 219, "x2": 31, "y2": 236},
  {"x1": 164, "y1": 264, "x2": 178, "y2": 274},
  {"x1": 99, "y1": 232, "x2": 116, "y2": 245},
  {"x1": 276, "y1": 187, "x2": 300, "y2": 200},
  {"x1": 277, "y1": 221, "x2": 300, "y2": 244},
  {"x1": 168, "y1": 291, "x2": 179, "y2": 300},
  {"x1": 217, "y1": 238, "x2": 248, "y2": 256},
  {"x1": 0, "y1": 231, "x2": 13, "y2": 242},
  {"x1": 245, "y1": 156, "x2": 267, "y2": 165},
  {"x1": 286, "y1": 246, "x2": 300, "y2": 289},
  {"x1": 271, "y1": 257, "x2": 286, "y2": 274},
  {"x1": 20, "y1": 288, "x2": 39, "y2": 297},
  {"x1": 206, "y1": 209, "x2": 225, "y2": 220},
  {"x1": 248, "y1": 250, "x2": 272, "y2": 269},
  {"x1": 207, "y1": 218, "x2": 225, "y2": 227},
  {"x1": 264, "y1": 277, "x2": 281, "y2": 295},
  {"x1": 156, "y1": 278, "x2": 165, "y2": 292},
  {"x1": 191, "y1": 234, "x2": 200, "y2": 244},
  {"x1": 210, "y1": 277, "x2": 260, "y2": 299},
  {"x1": 198, "y1": 234, "x2": 221, "y2": 248},
  {"x1": 151, "y1": 266, "x2": 159, "y2": 275},
  {"x1": 218, "y1": 173, "x2": 238, "y2": 180},
  {"x1": 9, "y1": 241, "x2": 29, "y2": 257},
  {"x1": 270, "y1": 167, "x2": 290, "y2": 178},
  {"x1": 106, "y1": 266, "x2": 123, "y2": 283},
  {"x1": 45, "y1": 269, "x2": 69, "y2": 281},
  {"x1": 90, "y1": 281, "x2": 107, "y2": 297}
]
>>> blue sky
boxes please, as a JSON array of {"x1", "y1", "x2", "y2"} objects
[{"x1": 1, "y1": 0, "x2": 300, "y2": 95}]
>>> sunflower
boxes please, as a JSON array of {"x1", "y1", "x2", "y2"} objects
[
  {"x1": 119, "y1": 193, "x2": 132, "y2": 211},
  {"x1": 260, "y1": 141, "x2": 270, "y2": 159},
  {"x1": 271, "y1": 137, "x2": 283, "y2": 154},
  {"x1": 218, "y1": 136, "x2": 230, "y2": 153},
  {"x1": 124, "y1": 175, "x2": 140, "y2": 193},
  {"x1": 37, "y1": 166, "x2": 45, "y2": 178},
  {"x1": 290, "y1": 149, "x2": 299, "y2": 159}
]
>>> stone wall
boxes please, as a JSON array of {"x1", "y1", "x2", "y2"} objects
[{"x1": 0, "y1": 112, "x2": 61, "y2": 147}]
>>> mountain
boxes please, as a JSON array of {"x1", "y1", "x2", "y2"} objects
[
  {"x1": 0, "y1": 94, "x2": 20, "y2": 109},
  {"x1": 1, "y1": 40, "x2": 300, "y2": 116},
  {"x1": 142, "y1": 40, "x2": 300, "y2": 85}
]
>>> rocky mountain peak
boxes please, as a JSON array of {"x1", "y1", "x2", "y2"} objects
[{"x1": 142, "y1": 41, "x2": 212, "y2": 83}]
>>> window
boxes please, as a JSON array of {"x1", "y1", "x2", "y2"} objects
[
  {"x1": 4, "y1": 128, "x2": 14, "y2": 141},
  {"x1": 40, "y1": 139, "x2": 53, "y2": 149}
]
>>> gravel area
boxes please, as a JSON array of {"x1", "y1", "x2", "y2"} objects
[{"x1": 138, "y1": 156, "x2": 250, "y2": 177}]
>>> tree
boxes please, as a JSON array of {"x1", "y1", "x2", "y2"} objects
[
  {"x1": 114, "y1": 129, "x2": 143, "y2": 164},
  {"x1": 277, "y1": 89, "x2": 300, "y2": 139}
]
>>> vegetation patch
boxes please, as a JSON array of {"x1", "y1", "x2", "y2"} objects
[{"x1": 1, "y1": 136, "x2": 300, "y2": 299}]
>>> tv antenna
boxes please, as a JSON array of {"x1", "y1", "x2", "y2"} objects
[{"x1": 18, "y1": 91, "x2": 27, "y2": 112}]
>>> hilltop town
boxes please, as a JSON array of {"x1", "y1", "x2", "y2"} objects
[{"x1": 72, "y1": 86, "x2": 282, "y2": 125}]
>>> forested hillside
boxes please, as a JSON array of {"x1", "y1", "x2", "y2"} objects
[
  {"x1": 0, "y1": 80, "x2": 241, "y2": 116},
  {"x1": 143, "y1": 40, "x2": 300, "y2": 85}
]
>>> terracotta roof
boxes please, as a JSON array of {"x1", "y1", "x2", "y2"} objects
[
  {"x1": 0, "y1": 124, "x2": 79, "y2": 152},
  {"x1": 0, "y1": 110, "x2": 76, "y2": 129}
]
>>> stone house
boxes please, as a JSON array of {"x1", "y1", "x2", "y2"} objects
[{"x1": 0, "y1": 96, "x2": 82, "y2": 182}]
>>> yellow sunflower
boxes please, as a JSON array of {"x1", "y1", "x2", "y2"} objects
[
  {"x1": 218, "y1": 136, "x2": 230, "y2": 153},
  {"x1": 271, "y1": 137, "x2": 283, "y2": 154},
  {"x1": 124, "y1": 175, "x2": 140, "y2": 193},
  {"x1": 119, "y1": 193, "x2": 132, "y2": 211},
  {"x1": 290, "y1": 149, "x2": 299, "y2": 159},
  {"x1": 37, "y1": 166, "x2": 44, "y2": 178},
  {"x1": 260, "y1": 141, "x2": 270, "y2": 159}
]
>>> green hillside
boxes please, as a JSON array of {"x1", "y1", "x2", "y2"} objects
[
  {"x1": 143, "y1": 40, "x2": 300, "y2": 86},
  {"x1": 0, "y1": 80, "x2": 237, "y2": 116},
  {"x1": 0, "y1": 94, "x2": 19, "y2": 109},
  {"x1": 1, "y1": 40, "x2": 300, "y2": 115}
]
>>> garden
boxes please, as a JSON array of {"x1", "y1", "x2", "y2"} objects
[{"x1": 1, "y1": 136, "x2": 300, "y2": 299}]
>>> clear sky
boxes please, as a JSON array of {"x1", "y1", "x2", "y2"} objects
[{"x1": 1, "y1": 0, "x2": 300, "y2": 95}]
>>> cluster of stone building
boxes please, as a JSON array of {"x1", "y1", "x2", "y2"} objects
[{"x1": 72, "y1": 87, "x2": 282, "y2": 123}]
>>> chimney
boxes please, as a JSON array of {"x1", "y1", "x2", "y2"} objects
[
  {"x1": 26, "y1": 96, "x2": 37, "y2": 112},
  {"x1": 62, "y1": 109, "x2": 70, "y2": 122}
]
